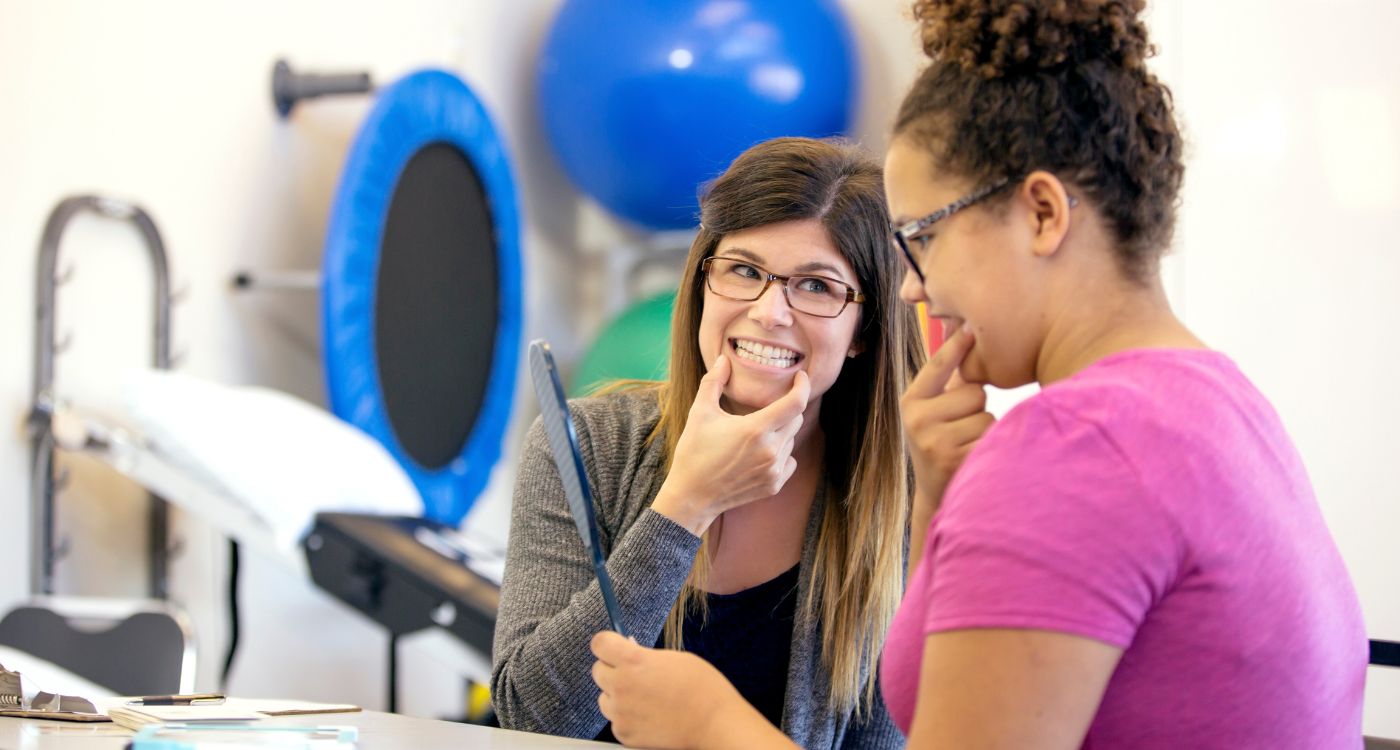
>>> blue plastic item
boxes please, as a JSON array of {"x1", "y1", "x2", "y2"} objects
[
  {"x1": 323, "y1": 70, "x2": 523, "y2": 525},
  {"x1": 537, "y1": 0, "x2": 857, "y2": 230},
  {"x1": 131, "y1": 724, "x2": 357, "y2": 749}
]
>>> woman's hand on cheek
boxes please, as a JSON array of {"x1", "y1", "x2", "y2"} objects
[
  {"x1": 900, "y1": 326, "x2": 997, "y2": 519},
  {"x1": 591, "y1": 631, "x2": 747, "y2": 750},
  {"x1": 651, "y1": 355, "x2": 810, "y2": 535}
]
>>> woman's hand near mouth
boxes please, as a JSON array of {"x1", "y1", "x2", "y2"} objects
[
  {"x1": 900, "y1": 325, "x2": 996, "y2": 579},
  {"x1": 651, "y1": 355, "x2": 811, "y2": 536}
]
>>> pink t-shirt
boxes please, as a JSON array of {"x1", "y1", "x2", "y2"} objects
[{"x1": 881, "y1": 349, "x2": 1366, "y2": 748}]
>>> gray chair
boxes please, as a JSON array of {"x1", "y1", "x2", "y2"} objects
[{"x1": 0, "y1": 597, "x2": 194, "y2": 696}]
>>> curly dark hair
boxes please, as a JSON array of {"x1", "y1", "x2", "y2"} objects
[{"x1": 895, "y1": 0, "x2": 1184, "y2": 281}]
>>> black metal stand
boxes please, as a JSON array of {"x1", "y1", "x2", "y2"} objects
[{"x1": 387, "y1": 632, "x2": 399, "y2": 714}]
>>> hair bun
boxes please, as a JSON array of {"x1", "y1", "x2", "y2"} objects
[{"x1": 912, "y1": 0, "x2": 1153, "y2": 78}]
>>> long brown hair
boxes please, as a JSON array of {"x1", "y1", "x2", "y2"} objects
[{"x1": 647, "y1": 137, "x2": 922, "y2": 716}]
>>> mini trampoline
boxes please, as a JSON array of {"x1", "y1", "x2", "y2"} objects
[{"x1": 321, "y1": 69, "x2": 522, "y2": 526}]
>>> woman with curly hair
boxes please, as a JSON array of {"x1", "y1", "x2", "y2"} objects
[{"x1": 589, "y1": 2, "x2": 1367, "y2": 748}]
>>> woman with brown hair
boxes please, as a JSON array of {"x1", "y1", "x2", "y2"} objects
[
  {"x1": 590, "y1": 2, "x2": 1366, "y2": 748},
  {"x1": 492, "y1": 136, "x2": 922, "y2": 749}
]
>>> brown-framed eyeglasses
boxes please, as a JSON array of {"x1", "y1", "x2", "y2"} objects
[{"x1": 701, "y1": 256, "x2": 864, "y2": 318}]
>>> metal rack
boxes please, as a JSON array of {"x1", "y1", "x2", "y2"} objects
[{"x1": 27, "y1": 195, "x2": 174, "y2": 599}]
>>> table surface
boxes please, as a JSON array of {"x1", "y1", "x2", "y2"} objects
[
  {"x1": 9, "y1": 709, "x2": 1395, "y2": 749},
  {"x1": 0, "y1": 709, "x2": 622, "y2": 749}
]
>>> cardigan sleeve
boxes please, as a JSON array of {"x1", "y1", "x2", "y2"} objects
[
  {"x1": 837, "y1": 683, "x2": 906, "y2": 750},
  {"x1": 490, "y1": 407, "x2": 701, "y2": 738}
]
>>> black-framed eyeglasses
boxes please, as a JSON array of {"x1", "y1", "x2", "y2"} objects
[
  {"x1": 701, "y1": 256, "x2": 864, "y2": 318},
  {"x1": 890, "y1": 178, "x2": 1013, "y2": 285},
  {"x1": 890, "y1": 178, "x2": 1080, "y2": 285}
]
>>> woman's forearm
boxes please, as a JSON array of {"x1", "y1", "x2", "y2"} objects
[
  {"x1": 908, "y1": 500, "x2": 935, "y2": 581},
  {"x1": 695, "y1": 690, "x2": 801, "y2": 750},
  {"x1": 494, "y1": 510, "x2": 701, "y2": 733},
  {"x1": 493, "y1": 419, "x2": 702, "y2": 734}
]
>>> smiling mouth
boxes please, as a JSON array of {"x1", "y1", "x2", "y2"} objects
[{"x1": 730, "y1": 338, "x2": 803, "y2": 369}]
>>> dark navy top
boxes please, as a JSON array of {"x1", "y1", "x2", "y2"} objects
[{"x1": 596, "y1": 563, "x2": 801, "y2": 743}]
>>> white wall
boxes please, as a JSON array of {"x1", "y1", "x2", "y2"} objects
[
  {"x1": 1165, "y1": 1, "x2": 1400, "y2": 737},
  {"x1": 1, "y1": 0, "x2": 1395, "y2": 738}
]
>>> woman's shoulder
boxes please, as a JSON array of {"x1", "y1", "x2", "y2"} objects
[
  {"x1": 566, "y1": 386, "x2": 664, "y2": 448},
  {"x1": 951, "y1": 349, "x2": 1256, "y2": 512},
  {"x1": 542, "y1": 386, "x2": 670, "y2": 483},
  {"x1": 518, "y1": 385, "x2": 669, "y2": 525},
  {"x1": 986, "y1": 349, "x2": 1243, "y2": 445},
  {"x1": 568, "y1": 387, "x2": 671, "y2": 526}
]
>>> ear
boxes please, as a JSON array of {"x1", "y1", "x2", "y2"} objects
[
  {"x1": 847, "y1": 304, "x2": 868, "y2": 358},
  {"x1": 1020, "y1": 170, "x2": 1074, "y2": 259}
]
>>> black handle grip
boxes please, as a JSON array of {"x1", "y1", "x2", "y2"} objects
[
  {"x1": 272, "y1": 58, "x2": 372, "y2": 118},
  {"x1": 1372, "y1": 639, "x2": 1400, "y2": 668}
]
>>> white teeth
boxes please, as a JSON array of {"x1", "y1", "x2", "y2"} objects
[
  {"x1": 732, "y1": 339, "x2": 799, "y2": 368},
  {"x1": 734, "y1": 339, "x2": 797, "y2": 359}
]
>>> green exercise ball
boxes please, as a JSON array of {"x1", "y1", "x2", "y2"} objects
[{"x1": 570, "y1": 291, "x2": 675, "y2": 396}]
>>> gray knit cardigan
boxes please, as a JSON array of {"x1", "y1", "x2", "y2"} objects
[{"x1": 491, "y1": 389, "x2": 903, "y2": 749}]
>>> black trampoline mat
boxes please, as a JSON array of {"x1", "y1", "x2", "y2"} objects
[{"x1": 375, "y1": 142, "x2": 498, "y2": 470}]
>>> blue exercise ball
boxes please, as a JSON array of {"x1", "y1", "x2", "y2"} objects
[{"x1": 537, "y1": 0, "x2": 857, "y2": 230}]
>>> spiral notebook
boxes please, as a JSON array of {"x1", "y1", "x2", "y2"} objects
[{"x1": 0, "y1": 661, "x2": 106, "y2": 722}]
